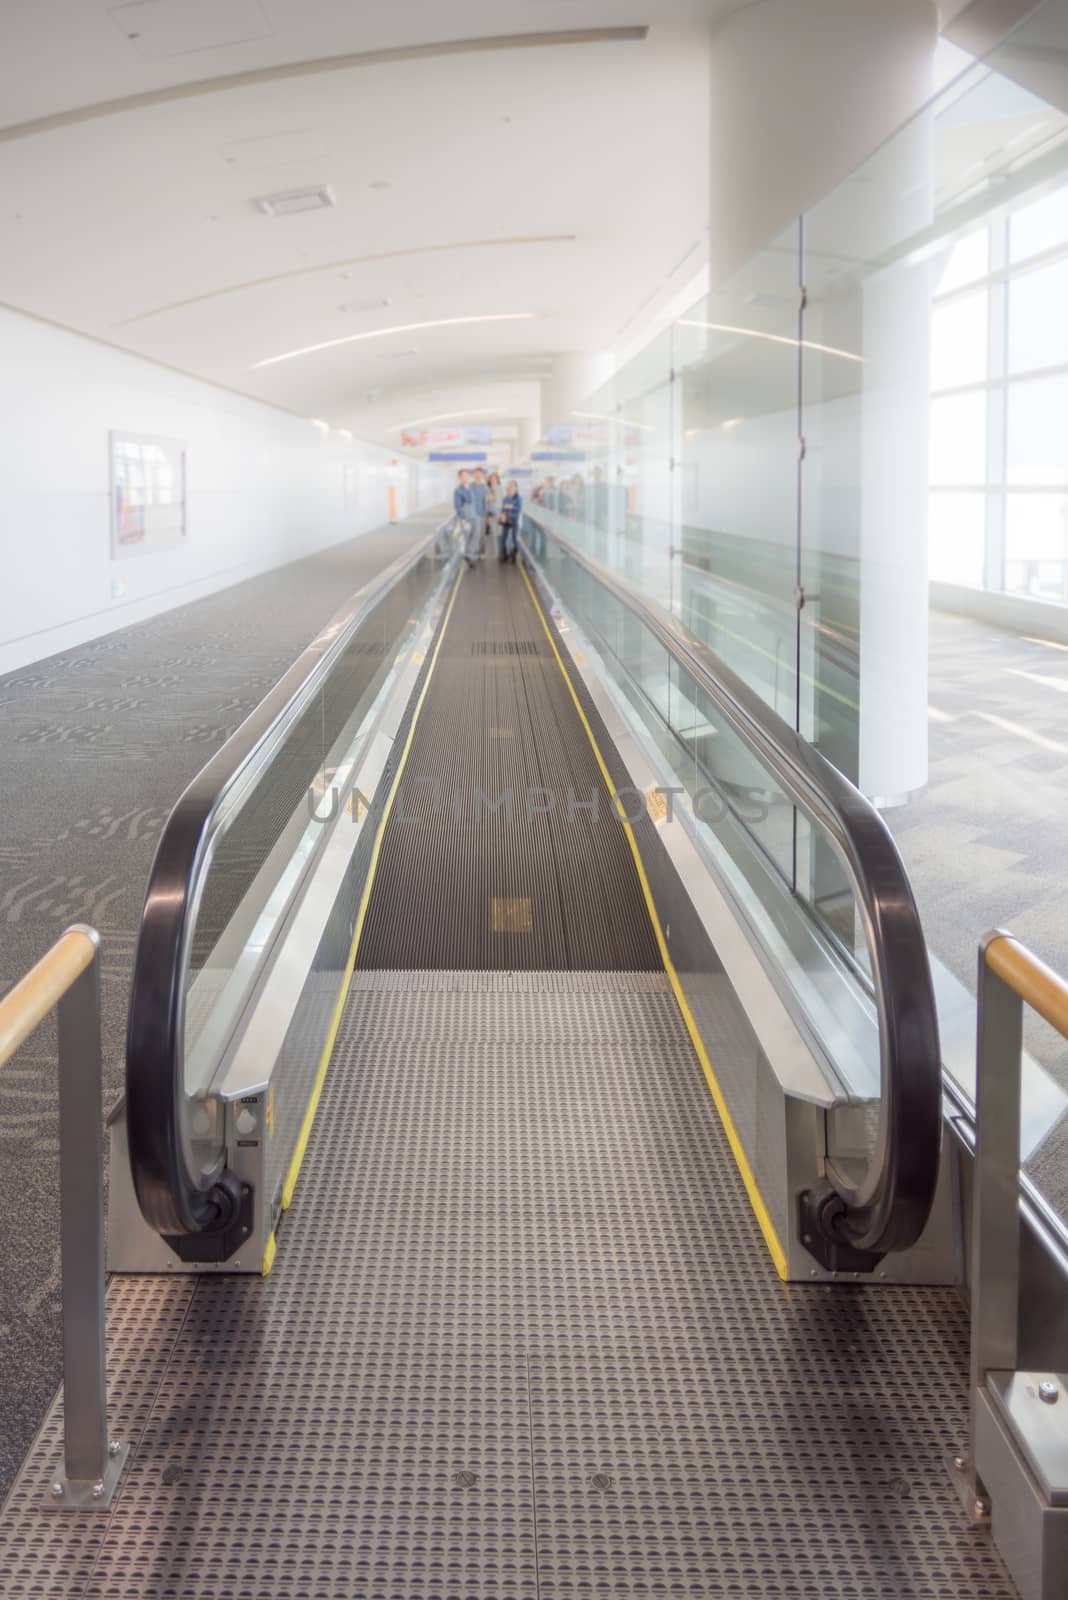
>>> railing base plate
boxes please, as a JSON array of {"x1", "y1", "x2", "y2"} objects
[{"x1": 43, "y1": 1441, "x2": 129, "y2": 1512}]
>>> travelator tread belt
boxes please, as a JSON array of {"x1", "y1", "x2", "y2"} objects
[{"x1": 355, "y1": 557, "x2": 660, "y2": 971}]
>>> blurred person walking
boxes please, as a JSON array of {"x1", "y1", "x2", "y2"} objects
[
  {"x1": 498, "y1": 479, "x2": 523, "y2": 564},
  {"x1": 485, "y1": 471, "x2": 502, "y2": 550},
  {"x1": 471, "y1": 466, "x2": 489, "y2": 557},
  {"x1": 454, "y1": 468, "x2": 480, "y2": 568}
]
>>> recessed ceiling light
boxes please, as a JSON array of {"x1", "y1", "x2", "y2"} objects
[
  {"x1": 338, "y1": 296, "x2": 393, "y2": 314},
  {"x1": 254, "y1": 185, "x2": 336, "y2": 217},
  {"x1": 253, "y1": 312, "x2": 536, "y2": 369}
]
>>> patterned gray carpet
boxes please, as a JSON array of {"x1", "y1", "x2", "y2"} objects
[
  {"x1": 0, "y1": 518, "x2": 434, "y2": 1494},
  {"x1": 891, "y1": 610, "x2": 1068, "y2": 1213},
  {"x1": 894, "y1": 611, "x2": 1068, "y2": 1063}
]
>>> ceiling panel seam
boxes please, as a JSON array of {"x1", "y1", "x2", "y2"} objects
[
  {"x1": 0, "y1": 27, "x2": 649, "y2": 144},
  {"x1": 115, "y1": 236, "x2": 579, "y2": 328}
]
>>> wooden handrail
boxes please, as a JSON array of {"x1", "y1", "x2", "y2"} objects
[
  {"x1": 985, "y1": 933, "x2": 1068, "y2": 1041},
  {"x1": 0, "y1": 927, "x2": 98, "y2": 1069}
]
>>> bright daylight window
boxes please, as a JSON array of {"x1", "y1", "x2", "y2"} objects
[{"x1": 928, "y1": 186, "x2": 1068, "y2": 600}]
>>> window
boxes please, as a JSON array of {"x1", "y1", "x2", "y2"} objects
[
  {"x1": 1005, "y1": 493, "x2": 1068, "y2": 600},
  {"x1": 935, "y1": 230, "x2": 989, "y2": 294},
  {"x1": 930, "y1": 391, "x2": 987, "y2": 485},
  {"x1": 929, "y1": 492, "x2": 986, "y2": 587},
  {"x1": 931, "y1": 291, "x2": 988, "y2": 390},
  {"x1": 1009, "y1": 257, "x2": 1068, "y2": 373},
  {"x1": 1010, "y1": 182, "x2": 1068, "y2": 263},
  {"x1": 1007, "y1": 375, "x2": 1068, "y2": 488}
]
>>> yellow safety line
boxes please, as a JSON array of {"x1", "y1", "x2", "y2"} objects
[
  {"x1": 277, "y1": 564, "x2": 466, "y2": 1223},
  {"x1": 520, "y1": 561, "x2": 790, "y2": 1281},
  {"x1": 261, "y1": 1229, "x2": 277, "y2": 1278}
]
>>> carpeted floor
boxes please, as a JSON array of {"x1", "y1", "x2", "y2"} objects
[
  {"x1": 892, "y1": 611, "x2": 1068, "y2": 1080},
  {"x1": 891, "y1": 610, "x2": 1068, "y2": 1216},
  {"x1": 0, "y1": 517, "x2": 436, "y2": 1494}
]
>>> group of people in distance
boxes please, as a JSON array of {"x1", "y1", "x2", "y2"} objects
[
  {"x1": 532, "y1": 464, "x2": 628, "y2": 531},
  {"x1": 452, "y1": 467, "x2": 524, "y2": 569}
]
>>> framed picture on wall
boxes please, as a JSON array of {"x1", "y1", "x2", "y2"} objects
[{"x1": 109, "y1": 430, "x2": 187, "y2": 558}]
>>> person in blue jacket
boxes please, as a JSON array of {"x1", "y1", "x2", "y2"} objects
[
  {"x1": 454, "y1": 469, "x2": 480, "y2": 567},
  {"x1": 471, "y1": 466, "x2": 489, "y2": 553},
  {"x1": 498, "y1": 480, "x2": 523, "y2": 564}
]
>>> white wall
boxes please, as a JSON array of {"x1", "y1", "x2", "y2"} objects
[{"x1": 0, "y1": 306, "x2": 439, "y2": 675}]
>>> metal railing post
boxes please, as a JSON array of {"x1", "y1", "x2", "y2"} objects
[
  {"x1": 964, "y1": 930, "x2": 1068, "y2": 1599},
  {"x1": 49, "y1": 925, "x2": 128, "y2": 1509},
  {"x1": 968, "y1": 935, "x2": 1024, "y2": 1512}
]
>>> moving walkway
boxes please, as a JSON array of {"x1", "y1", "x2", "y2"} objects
[{"x1": 1, "y1": 515, "x2": 1065, "y2": 1598}]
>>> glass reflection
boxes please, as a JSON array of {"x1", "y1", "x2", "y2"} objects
[{"x1": 524, "y1": 0, "x2": 1068, "y2": 1220}]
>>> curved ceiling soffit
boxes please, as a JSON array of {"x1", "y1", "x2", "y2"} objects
[
  {"x1": 0, "y1": 27, "x2": 649, "y2": 144},
  {"x1": 115, "y1": 236, "x2": 579, "y2": 328}
]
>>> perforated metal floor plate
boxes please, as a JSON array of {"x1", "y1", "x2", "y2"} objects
[
  {"x1": 0, "y1": 1277, "x2": 196, "y2": 1597},
  {"x1": 0, "y1": 974, "x2": 1014, "y2": 1597}
]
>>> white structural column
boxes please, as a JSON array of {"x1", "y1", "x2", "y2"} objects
[
  {"x1": 517, "y1": 417, "x2": 540, "y2": 466},
  {"x1": 548, "y1": 352, "x2": 616, "y2": 429},
  {"x1": 710, "y1": 0, "x2": 939, "y2": 805},
  {"x1": 707, "y1": 0, "x2": 939, "y2": 289}
]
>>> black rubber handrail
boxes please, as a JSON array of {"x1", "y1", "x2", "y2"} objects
[
  {"x1": 126, "y1": 525, "x2": 443, "y2": 1239},
  {"x1": 524, "y1": 511, "x2": 941, "y2": 1260}
]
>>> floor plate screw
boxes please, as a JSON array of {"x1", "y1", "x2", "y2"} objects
[
  {"x1": 108, "y1": 1440, "x2": 121, "y2": 1457},
  {"x1": 50, "y1": 1482, "x2": 63, "y2": 1499},
  {"x1": 92, "y1": 1481, "x2": 104, "y2": 1500},
  {"x1": 974, "y1": 1497, "x2": 989, "y2": 1519},
  {"x1": 1039, "y1": 1380, "x2": 1059, "y2": 1404}
]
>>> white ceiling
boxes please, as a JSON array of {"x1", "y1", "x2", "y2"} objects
[{"x1": 0, "y1": 0, "x2": 731, "y2": 444}]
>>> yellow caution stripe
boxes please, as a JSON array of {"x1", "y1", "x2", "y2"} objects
[
  {"x1": 279, "y1": 564, "x2": 466, "y2": 1216},
  {"x1": 520, "y1": 560, "x2": 789, "y2": 1281}
]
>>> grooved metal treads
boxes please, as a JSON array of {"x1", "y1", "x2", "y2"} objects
[{"x1": 356, "y1": 559, "x2": 661, "y2": 972}]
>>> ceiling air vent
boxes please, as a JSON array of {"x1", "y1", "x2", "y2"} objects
[{"x1": 254, "y1": 186, "x2": 336, "y2": 217}]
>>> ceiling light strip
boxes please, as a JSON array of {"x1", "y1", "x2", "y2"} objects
[
  {"x1": 571, "y1": 410, "x2": 654, "y2": 433},
  {"x1": 116, "y1": 236, "x2": 575, "y2": 328},
  {"x1": 390, "y1": 408, "x2": 507, "y2": 431},
  {"x1": 676, "y1": 320, "x2": 865, "y2": 364},
  {"x1": 0, "y1": 29, "x2": 649, "y2": 145},
  {"x1": 254, "y1": 313, "x2": 536, "y2": 369}
]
